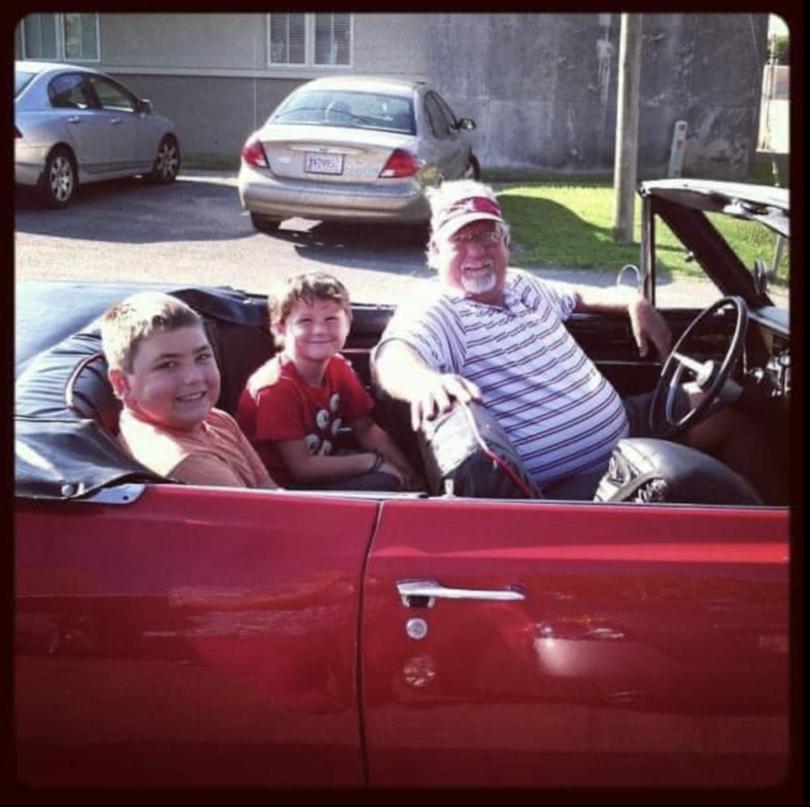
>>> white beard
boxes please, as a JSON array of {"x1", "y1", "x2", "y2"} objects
[{"x1": 461, "y1": 269, "x2": 497, "y2": 295}]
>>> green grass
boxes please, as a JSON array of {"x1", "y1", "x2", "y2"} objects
[
  {"x1": 497, "y1": 182, "x2": 789, "y2": 287},
  {"x1": 749, "y1": 152, "x2": 790, "y2": 189}
]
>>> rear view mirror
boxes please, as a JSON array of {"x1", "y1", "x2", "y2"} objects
[{"x1": 138, "y1": 99, "x2": 153, "y2": 115}]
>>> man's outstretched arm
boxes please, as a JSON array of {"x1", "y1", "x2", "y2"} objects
[
  {"x1": 574, "y1": 287, "x2": 672, "y2": 359},
  {"x1": 373, "y1": 340, "x2": 481, "y2": 431}
]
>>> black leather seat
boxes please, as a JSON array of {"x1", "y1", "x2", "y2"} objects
[
  {"x1": 593, "y1": 438, "x2": 763, "y2": 505},
  {"x1": 65, "y1": 351, "x2": 122, "y2": 434},
  {"x1": 417, "y1": 401, "x2": 541, "y2": 499}
]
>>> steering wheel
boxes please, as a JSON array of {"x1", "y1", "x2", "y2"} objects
[{"x1": 649, "y1": 296, "x2": 748, "y2": 438}]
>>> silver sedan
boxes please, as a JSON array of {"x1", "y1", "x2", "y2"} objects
[
  {"x1": 238, "y1": 75, "x2": 479, "y2": 232},
  {"x1": 15, "y1": 60, "x2": 181, "y2": 208}
]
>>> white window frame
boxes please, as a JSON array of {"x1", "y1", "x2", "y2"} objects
[
  {"x1": 266, "y1": 13, "x2": 353, "y2": 72},
  {"x1": 20, "y1": 13, "x2": 100, "y2": 63}
]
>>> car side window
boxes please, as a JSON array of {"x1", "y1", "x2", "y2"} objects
[
  {"x1": 424, "y1": 93, "x2": 453, "y2": 140},
  {"x1": 48, "y1": 74, "x2": 95, "y2": 110},
  {"x1": 88, "y1": 76, "x2": 138, "y2": 113}
]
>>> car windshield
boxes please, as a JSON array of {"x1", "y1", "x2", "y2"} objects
[
  {"x1": 707, "y1": 213, "x2": 790, "y2": 306},
  {"x1": 271, "y1": 90, "x2": 415, "y2": 135},
  {"x1": 652, "y1": 209, "x2": 789, "y2": 311},
  {"x1": 15, "y1": 69, "x2": 36, "y2": 97},
  {"x1": 636, "y1": 194, "x2": 790, "y2": 311}
]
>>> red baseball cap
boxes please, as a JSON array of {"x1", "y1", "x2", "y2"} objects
[{"x1": 432, "y1": 195, "x2": 504, "y2": 240}]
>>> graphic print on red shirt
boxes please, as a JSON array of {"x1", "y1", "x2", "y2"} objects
[{"x1": 236, "y1": 353, "x2": 373, "y2": 485}]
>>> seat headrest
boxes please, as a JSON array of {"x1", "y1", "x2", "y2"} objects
[{"x1": 65, "y1": 351, "x2": 122, "y2": 434}]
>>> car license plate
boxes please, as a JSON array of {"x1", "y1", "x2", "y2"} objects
[{"x1": 305, "y1": 152, "x2": 343, "y2": 175}]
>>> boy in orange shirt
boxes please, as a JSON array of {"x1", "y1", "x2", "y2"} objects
[
  {"x1": 237, "y1": 272, "x2": 418, "y2": 490},
  {"x1": 101, "y1": 291, "x2": 277, "y2": 488}
]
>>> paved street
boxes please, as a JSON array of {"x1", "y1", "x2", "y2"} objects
[
  {"x1": 15, "y1": 171, "x2": 433, "y2": 306},
  {"x1": 15, "y1": 170, "x2": 784, "y2": 309}
]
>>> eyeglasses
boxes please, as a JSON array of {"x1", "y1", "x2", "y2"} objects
[{"x1": 448, "y1": 227, "x2": 504, "y2": 248}]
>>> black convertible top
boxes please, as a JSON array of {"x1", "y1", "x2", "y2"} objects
[
  {"x1": 15, "y1": 284, "x2": 273, "y2": 501},
  {"x1": 640, "y1": 179, "x2": 789, "y2": 238}
]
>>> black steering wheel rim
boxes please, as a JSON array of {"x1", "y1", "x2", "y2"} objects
[{"x1": 649, "y1": 296, "x2": 748, "y2": 438}]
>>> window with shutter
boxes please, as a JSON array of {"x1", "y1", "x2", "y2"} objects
[
  {"x1": 64, "y1": 13, "x2": 99, "y2": 61},
  {"x1": 314, "y1": 13, "x2": 351, "y2": 66},
  {"x1": 267, "y1": 13, "x2": 352, "y2": 68},
  {"x1": 21, "y1": 13, "x2": 98, "y2": 61},
  {"x1": 22, "y1": 14, "x2": 60, "y2": 60},
  {"x1": 270, "y1": 13, "x2": 306, "y2": 65}
]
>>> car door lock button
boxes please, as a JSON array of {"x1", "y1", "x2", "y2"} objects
[{"x1": 406, "y1": 617, "x2": 429, "y2": 640}]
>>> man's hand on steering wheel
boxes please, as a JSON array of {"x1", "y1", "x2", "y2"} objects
[{"x1": 629, "y1": 297, "x2": 672, "y2": 359}]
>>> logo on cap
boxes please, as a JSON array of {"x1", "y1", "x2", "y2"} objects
[{"x1": 436, "y1": 196, "x2": 503, "y2": 237}]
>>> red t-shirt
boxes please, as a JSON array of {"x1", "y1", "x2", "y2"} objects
[{"x1": 236, "y1": 353, "x2": 374, "y2": 486}]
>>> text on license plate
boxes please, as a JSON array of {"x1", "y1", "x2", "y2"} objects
[{"x1": 305, "y1": 153, "x2": 344, "y2": 175}]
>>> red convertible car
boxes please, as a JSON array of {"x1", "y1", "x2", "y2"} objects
[{"x1": 13, "y1": 179, "x2": 794, "y2": 792}]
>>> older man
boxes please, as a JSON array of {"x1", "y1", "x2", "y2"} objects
[{"x1": 372, "y1": 179, "x2": 767, "y2": 500}]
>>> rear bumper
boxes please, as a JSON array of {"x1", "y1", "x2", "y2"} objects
[{"x1": 237, "y1": 163, "x2": 429, "y2": 223}]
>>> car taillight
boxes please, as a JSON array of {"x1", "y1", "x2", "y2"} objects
[
  {"x1": 379, "y1": 149, "x2": 420, "y2": 178},
  {"x1": 241, "y1": 136, "x2": 268, "y2": 168}
]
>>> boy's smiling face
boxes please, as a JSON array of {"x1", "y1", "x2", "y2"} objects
[
  {"x1": 110, "y1": 325, "x2": 221, "y2": 431},
  {"x1": 277, "y1": 298, "x2": 351, "y2": 370}
]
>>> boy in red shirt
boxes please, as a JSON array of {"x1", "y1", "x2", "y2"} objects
[
  {"x1": 101, "y1": 291, "x2": 276, "y2": 488},
  {"x1": 237, "y1": 272, "x2": 418, "y2": 490}
]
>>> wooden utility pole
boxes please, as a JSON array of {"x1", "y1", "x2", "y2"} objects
[{"x1": 612, "y1": 14, "x2": 642, "y2": 244}]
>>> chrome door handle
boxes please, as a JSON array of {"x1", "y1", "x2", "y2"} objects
[
  {"x1": 110, "y1": 117, "x2": 122, "y2": 125},
  {"x1": 397, "y1": 579, "x2": 525, "y2": 608},
  {"x1": 67, "y1": 116, "x2": 81, "y2": 124}
]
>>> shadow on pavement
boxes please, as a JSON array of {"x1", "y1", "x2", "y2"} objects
[
  {"x1": 274, "y1": 220, "x2": 433, "y2": 277},
  {"x1": 14, "y1": 176, "x2": 254, "y2": 245}
]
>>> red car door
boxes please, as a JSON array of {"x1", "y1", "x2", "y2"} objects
[
  {"x1": 362, "y1": 498, "x2": 789, "y2": 788},
  {"x1": 15, "y1": 484, "x2": 378, "y2": 788}
]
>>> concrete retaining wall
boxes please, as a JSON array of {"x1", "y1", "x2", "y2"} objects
[{"x1": 422, "y1": 14, "x2": 768, "y2": 178}]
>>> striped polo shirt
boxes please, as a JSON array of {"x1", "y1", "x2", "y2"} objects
[{"x1": 376, "y1": 270, "x2": 629, "y2": 488}]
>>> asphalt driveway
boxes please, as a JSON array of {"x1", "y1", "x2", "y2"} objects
[
  {"x1": 16, "y1": 169, "x2": 769, "y2": 307},
  {"x1": 14, "y1": 170, "x2": 437, "y2": 305}
]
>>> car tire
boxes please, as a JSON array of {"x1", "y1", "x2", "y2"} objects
[
  {"x1": 149, "y1": 135, "x2": 181, "y2": 183},
  {"x1": 250, "y1": 212, "x2": 283, "y2": 233},
  {"x1": 39, "y1": 147, "x2": 76, "y2": 209},
  {"x1": 464, "y1": 154, "x2": 481, "y2": 181}
]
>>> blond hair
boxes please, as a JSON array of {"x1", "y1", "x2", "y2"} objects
[
  {"x1": 100, "y1": 291, "x2": 202, "y2": 373},
  {"x1": 269, "y1": 272, "x2": 352, "y2": 330}
]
